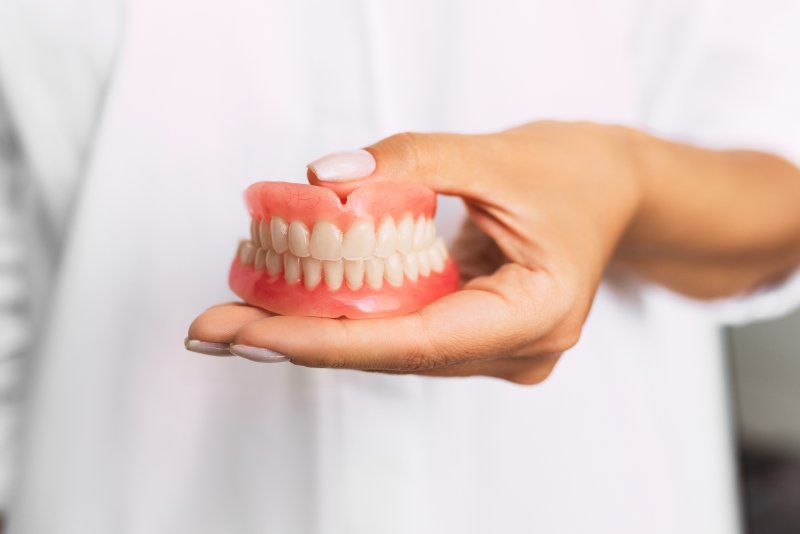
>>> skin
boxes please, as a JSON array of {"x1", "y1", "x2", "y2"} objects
[{"x1": 187, "y1": 121, "x2": 800, "y2": 384}]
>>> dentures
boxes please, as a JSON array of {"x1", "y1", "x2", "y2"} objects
[{"x1": 229, "y1": 181, "x2": 459, "y2": 318}]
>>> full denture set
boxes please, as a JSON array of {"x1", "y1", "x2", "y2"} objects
[{"x1": 229, "y1": 181, "x2": 459, "y2": 318}]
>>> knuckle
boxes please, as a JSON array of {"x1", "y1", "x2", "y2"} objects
[{"x1": 387, "y1": 131, "x2": 436, "y2": 175}]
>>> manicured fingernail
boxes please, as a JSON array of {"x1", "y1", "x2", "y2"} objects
[
  {"x1": 184, "y1": 338, "x2": 233, "y2": 356},
  {"x1": 230, "y1": 344, "x2": 289, "y2": 363},
  {"x1": 308, "y1": 149, "x2": 376, "y2": 182}
]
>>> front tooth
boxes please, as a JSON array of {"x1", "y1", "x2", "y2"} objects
[
  {"x1": 310, "y1": 221, "x2": 342, "y2": 260},
  {"x1": 385, "y1": 253, "x2": 404, "y2": 286},
  {"x1": 288, "y1": 221, "x2": 311, "y2": 257},
  {"x1": 403, "y1": 252, "x2": 419, "y2": 282},
  {"x1": 417, "y1": 250, "x2": 431, "y2": 277},
  {"x1": 412, "y1": 215, "x2": 427, "y2": 251},
  {"x1": 239, "y1": 241, "x2": 256, "y2": 265},
  {"x1": 344, "y1": 259, "x2": 365, "y2": 290},
  {"x1": 270, "y1": 217, "x2": 289, "y2": 253},
  {"x1": 397, "y1": 215, "x2": 414, "y2": 253},
  {"x1": 251, "y1": 219, "x2": 261, "y2": 248},
  {"x1": 425, "y1": 219, "x2": 436, "y2": 247},
  {"x1": 374, "y1": 217, "x2": 398, "y2": 258},
  {"x1": 365, "y1": 257, "x2": 384, "y2": 289},
  {"x1": 302, "y1": 257, "x2": 322, "y2": 290},
  {"x1": 434, "y1": 237, "x2": 449, "y2": 259},
  {"x1": 428, "y1": 248, "x2": 445, "y2": 273},
  {"x1": 259, "y1": 219, "x2": 272, "y2": 250},
  {"x1": 342, "y1": 220, "x2": 375, "y2": 260},
  {"x1": 254, "y1": 248, "x2": 267, "y2": 271},
  {"x1": 284, "y1": 253, "x2": 301, "y2": 284},
  {"x1": 323, "y1": 260, "x2": 344, "y2": 290},
  {"x1": 266, "y1": 250, "x2": 283, "y2": 276}
]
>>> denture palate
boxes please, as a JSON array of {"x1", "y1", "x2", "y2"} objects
[{"x1": 238, "y1": 214, "x2": 447, "y2": 290}]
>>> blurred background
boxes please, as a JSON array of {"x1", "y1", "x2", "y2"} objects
[{"x1": 730, "y1": 310, "x2": 800, "y2": 533}]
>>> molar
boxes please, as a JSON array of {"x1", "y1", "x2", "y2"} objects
[
  {"x1": 288, "y1": 221, "x2": 311, "y2": 257},
  {"x1": 284, "y1": 253, "x2": 301, "y2": 284},
  {"x1": 342, "y1": 220, "x2": 375, "y2": 260},
  {"x1": 374, "y1": 217, "x2": 398, "y2": 258},
  {"x1": 385, "y1": 253, "x2": 404, "y2": 286},
  {"x1": 425, "y1": 219, "x2": 436, "y2": 248},
  {"x1": 259, "y1": 219, "x2": 272, "y2": 250},
  {"x1": 302, "y1": 257, "x2": 322, "y2": 290},
  {"x1": 323, "y1": 259, "x2": 344, "y2": 290},
  {"x1": 434, "y1": 237, "x2": 448, "y2": 259},
  {"x1": 403, "y1": 251, "x2": 419, "y2": 282},
  {"x1": 239, "y1": 241, "x2": 256, "y2": 265},
  {"x1": 271, "y1": 217, "x2": 289, "y2": 253},
  {"x1": 266, "y1": 250, "x2": 283, "y2": 276},
  {"x1": 310, "y1": 221, "x2": 342, "y2": 261},
  {"x1": 396, "y1": 215, "x2": 414, "y2": 254},
  {"x1": 344, "y1": 259, "x2": 365, "y2": 290},
  {"x1": 428, "y1": 248, "x2": 445, "y2": 273},
  {"x1": 254, "y1": 248, "x2": 267, "y2": 271},
  {"x1": 251, "y1": 219, "x2": 261, "y2": 248},
  {"x1": 417, "y1": 250, "x2": 431, "y2": 277},
  {"x1": 365, "y1": 257, "x2": 384, "y2": 289},
  {"x1": 412, "y1": 215, "x2": 427, "y2": 251}
]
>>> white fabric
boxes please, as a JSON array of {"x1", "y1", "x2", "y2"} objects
[{"x1": 1, "y1": 0, "x2": 799, "y2": 533}]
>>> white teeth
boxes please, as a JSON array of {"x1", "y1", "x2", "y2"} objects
[
  {"x1": 239, "y1": 241, "x2": 256, "y2": 265},
  {"x1": 302, "y1": 257, "x2": 322, "y2": 290},
  {"x1": 254, "y1": 248, "x2": 267, "y2": 271},
  {"x1": 404, "y1": 252, "x2": 419, "y2": 282},
  {"x1": 417, "y1": 250, "x2": 431, "y2": 277},
  {"x1": 251, "y1": 219, "x2": 261, "y2": 248},
  {"x1": 342, "y1": 220, "x2": 375, "y2": 260},
  {"x1": 365, "y1": 257, "x2": 384, "y2": 289},
  {"x1": 259, "y1": 219, "x2": 272, "y2": 250},
  {"x1": 345, "y1": 259, "x2": 365, "y2": 290},
  {"x1": 310, "y1": 221, "x2": 342, "y2": 261},
  {"x1": 396, "y1": 215, "x2": 414, "y2": 254},
  {"x1": 434, "y1": 237, "x2": 448, "y2": 259},
  {"x1": 425, "y1": 219, "x2": 436, "y2": 248},
  {"x1": 266, "y1": 249, "x2": 283, "y2": 276},
  {"x1": 385, "y1": 253, "x2": 404, "y2": 286},
  {"x1": 284, "y1": 253, "x2": 301, "y2": 284},
  {"x1": 288, "y1": 220, "x2": 311, "y2": 258},
  {"x1": 323, "y1": 259, "x2": 344, "y2": 290},
  {"x1": 374, "y1": 217, "x2": 398, "y2": 258},
  {"x1": 412, "y1": 215, "x2": 427, "y2": 251},
  {"x1": 270, "y1": 217, "x2": 289, "y2": 253},
  {"x1": 428, "y1": 248, "x2": 445, "y2": 273}
]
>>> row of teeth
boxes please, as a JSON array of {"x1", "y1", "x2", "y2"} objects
[
  {"x1": 238, "y1": 215, "x2": 449, "y2": 289},
  {"x1": 237, "y1": 239, "x2": 448, "y2": 290}
]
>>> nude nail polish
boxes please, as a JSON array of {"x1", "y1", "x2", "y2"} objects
[
  {"x1": 184, "y1": 338, "x2": 233, "y2": 356},
  {"x1": 230, "y1": 344, "x2": 289, "y2": 363},
  {"x1": 308, "y1": 149, "x2": 376, "y2": 181}
]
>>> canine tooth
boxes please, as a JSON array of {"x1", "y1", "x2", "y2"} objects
[
  {"x1": 403, "y1": 252, "x2": 419, "y2": 282},
  {"x1": 254, "y1": 248, "x2": 267, "y2": 271},
  {"x1": 397, "y1": 215, "x2": 414, "y2": 253},
  {"x1": 266, "y1": 250, "x2": 283, "y2": 276},
  {"x1": 345, "y1": 259, "x2": 365, "y2": 290},
  {"x1": 271, "y1": 217, "x2": 289, "y2": 253},
  {"x1": 251, "y1": 219, "x2": 261, "y2": 248},
  {"x1": 259, "y1": 219, "x2": 272, "y2": 250},
  {"x1": 434, "y1": 237, "x2": 449, "y2": 259},
  {"x1": 239, "y1": 241, "x2": 256, "y2": 265},
  {"x1": 412, "y1": 215, "x2": 427, "y2": 251},
  {"x1": 384, "y1": 253, "x2": 404, "y2": 286},
  {"x1": 302, "y1": 257, "x2": 322, "y2": 290},
  {"x1": 310, "y1": 221, "x2": 342, "y2": 261},
  {"x1": 425, "y1": 219, "x2": 436, "y2": 247},
  {"x1": 417, "y1": 250, "x2": 431, "y2": 277},
  {"x1": 284, "y1": 253, "x2": 301, "y2": 284},
  {"x1": 428, "y1": 248, "x2": 445, "y2": 273},
  {"x1": 365, "y1": 257, "x2": 384, "y2": 289},
  {"x1": 342, "y1": 220, "x2": 375, "y2": 260},
  {"x1": 288, "y1": 221, "x2": 311, "y2": 257},
  {"x1": 374, "y1": 217, "x2": 398, "y2": 258},
  {"x1": 323, "y1": 260, "x2": 344, "y2": 290}
]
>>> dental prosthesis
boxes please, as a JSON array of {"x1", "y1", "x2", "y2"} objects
[{"x1": 229, "y1": 181, "x2": 459, "y2": 318}]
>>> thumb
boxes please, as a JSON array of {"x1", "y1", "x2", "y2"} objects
[{"x1": 307, "y1": 132, "x2": 488, "y2": 198}]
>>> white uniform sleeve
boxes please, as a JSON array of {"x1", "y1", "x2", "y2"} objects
[
  {"x1": 634, "y1": 0, "x2": 800, "y2": 325},
  {"x1": 0, "y1": 91, "x2": 28, "y2": 508}
]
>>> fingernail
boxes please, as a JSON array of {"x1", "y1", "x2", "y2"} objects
[
  {"x1": 229, "y1": 344, "x2": 289, "y2": 363},
  {"x1": 308, "y1": 149, "x2": 376, "y2": 182},
  {"x1": 185, "y1": 338, "x2": 233, "y2": 357}
]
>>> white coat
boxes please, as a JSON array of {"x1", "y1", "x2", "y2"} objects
[{"x1": 1, "y1": 0, "x2": 800, "y2": 532}]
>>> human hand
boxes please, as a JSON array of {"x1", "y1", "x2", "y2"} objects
[{"x1": 187, "y1": 121, "x2": 643, "y2": 384}]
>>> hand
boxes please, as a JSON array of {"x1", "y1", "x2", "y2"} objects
[{"x1": 188, "y1": 121, "x2": 642, "y2": 384}]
